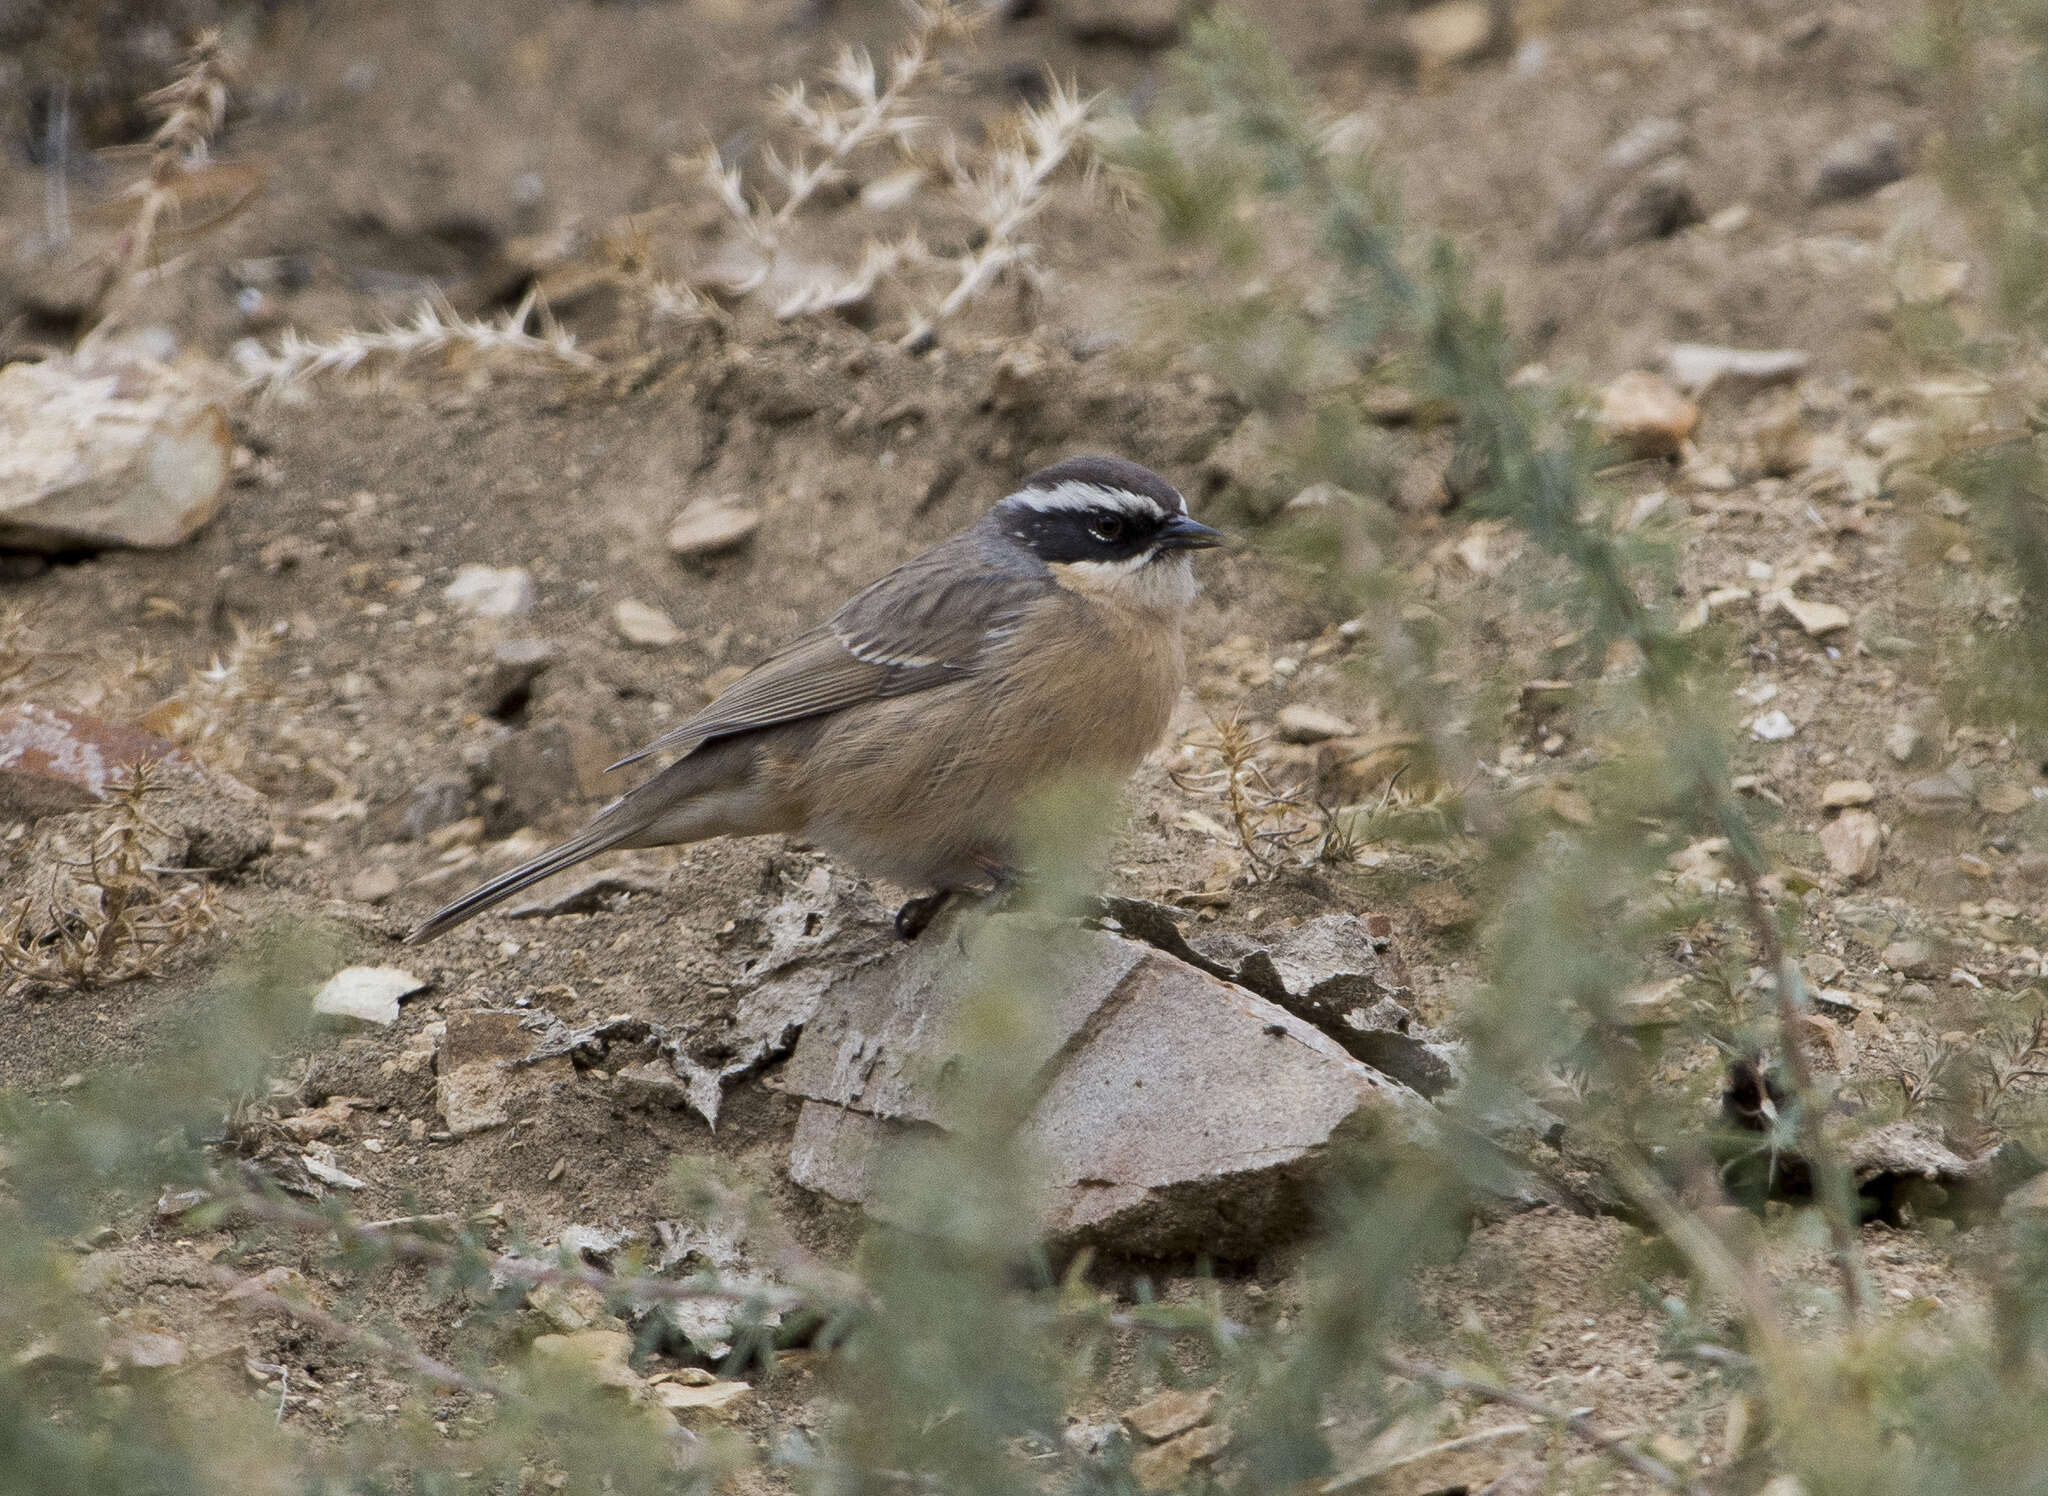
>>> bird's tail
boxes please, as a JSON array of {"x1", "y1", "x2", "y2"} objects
[{"x1": 405, "y1": 819, "x2": 635, "y2": 944}]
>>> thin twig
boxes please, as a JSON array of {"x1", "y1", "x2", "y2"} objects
[{"x1": 1379, "y1": 1353, "x2": 1710, "y2": 1496}]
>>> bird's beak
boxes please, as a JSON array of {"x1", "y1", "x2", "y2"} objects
[{"x1": 1157, "y1": 513, "x2": 1225, "y2": 551}]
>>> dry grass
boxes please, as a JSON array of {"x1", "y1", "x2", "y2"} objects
[
  {"x1": 76, "y1": 29, "x2": 262, "y2": 345},
  {"x1": 1173, "y1": 712, "x2": 1347, "y2": 879},
  {"x1": 0, "y1": 763, "x2": 218, "y2": 991}
]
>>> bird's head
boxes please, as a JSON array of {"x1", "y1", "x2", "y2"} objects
[{"x1": 990, "y1": 456, "x2": 1223, "y2": 611}]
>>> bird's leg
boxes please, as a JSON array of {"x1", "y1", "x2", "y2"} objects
[{"x1": 893, "y1": 860, "x2": 1022, "y2": 941}]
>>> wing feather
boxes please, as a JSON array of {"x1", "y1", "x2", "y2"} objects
[{"x1": 609, "y1": 537, "x2": 1043, "y2": 770}]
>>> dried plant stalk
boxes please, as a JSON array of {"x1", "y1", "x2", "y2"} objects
[
  {"x1": 78, "y1": 29, "x2": 262, "y2": 343},
  {"x1": 235, "y1": 288, "x2": 595, "y2": 401},
  {"x1": 0, "y1": 763, "x2": 217, "y2": 990}
]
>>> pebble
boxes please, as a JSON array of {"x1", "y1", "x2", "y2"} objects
[
  {"x1": 1820, "y1": 810, "x2": 1882, "y2": 882},
  {"x1": 1751, "y1": 709, "x2": 1797, "y2": 741},
  {"x1": 1275, "y1": 704, "x2": 1358, "y2": 744},
  {"x1": 1402, "y1": 0, "x2": 1500, "y2": 68},
  {"x1": 1664, "y1": 343, "x2": 1808, "y2": 397},
  {"x1": 313, "y1": 966, "x2": 425, "y2": 1027},
  {"x1": 1900, "y1": 774, "x2": 1971, "y2": 816},
  {"x1": 652, "y1": 1380, "x2": 753, "y2": 1417},
  {"x1": 1058, "y1": 0, "x2": 1188, "y2": 47},
  {"x1": 1885, "y1": 721, "x2": 1926, "y2": 764},
  {"x1": 614, "y1": 599, "x2": 683, "y2": 649},
  {"x1": 1979, "y1": 782, "x2": 2032, "y2": 815},
  {"x1": 444, "y1": 564, "x2": 535, "y2": 618},
  {"x1": 1882, "y1": 938, "x2": 1940, "y2": 978},
  {"x1": 349, "y1": 865, "x2": 401, "y2": 904},
  {"x1": 1596, "y1": 371, "x2": 1699, "y2": 459},
  {"x1": 1775, "y1": 593, "x2": 1852, "y2": 637},
  {"x1": 1822, "y1": 780, "x2": 1876, "y2": 809},
  {"x1": 666, "y1": 503, "x2": 760, "y2": 559},
  {"x1": 1810, "y1": 122, "x2": 1909, "y2": 204}
]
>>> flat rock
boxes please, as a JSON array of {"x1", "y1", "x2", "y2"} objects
[
  {"x1": 1881, "y1": 937, "x2": 1941, "y2": 979},
  {"x1": 1275, "y1": 703, "x2": 1358, "y2": 744},
  {"x1": 437, "y1": 1010, "x2": 575, "y2": 1136},
  {"x1": 783, "y1": 913, "x2": 1428, "y2": 1255},
  {"x1": 1596, "y1": 371, "x2": 1698, "y2": 459},
  {"x1": 1820, "y1": 809, "x2": 1881, "y2": 883},
  {"x1": 313, "y1": 965, "x2": 425, "y2": 1027},
  {"x1": 1821, "y1": 779, "x2": 1876, "y2": 809},
  {"x1": 652, "y1": 1379, "x2": 753, "y2": 1417},
  {"x1": 1885, "y1": 721, "x2": 1926, "y2": 764},
  {"x1": 0, "y1": 703, "x2": 271, "y2": 867},
  {"x1": 1843, "y1": 1120, "x2": 1975, "y2": 1187},
  {"x1": 1775, "y1": 593, "x2": 1852, "y2": 637},
  {"x1": 1124, "y1": 1386, "x2": 1217, "y2": 1443},
  {"x1": 614, "y1": 598, "x2": 683, "y2": 648},
  {"x1": 1131, "y1": 1425, "x2": 1229, "y2": 1490},
  {"x1": 1750, "y1": 709, "x2": 1797, "y2": 741},
  {"x1": 1900, "y1": 774, "x2": 1971, "y2": 816},
  {"x1": 1664, "y1": 344, "x2": 1808, "y2": 396},
  {"x1": 666, "y1": 503, "x2": 760, "y2": 559},
  {"x1": 444, "y1": 564, "x2": 535, "y2": 618},
  {"x1": 0, "y1": 355, "x2": 230, "y2": 552},
  {"x1": 349, "y1": 864, "x2": 401, "y2": 904},
  {"x1": 531, "y1": 1329, "x2": 640, "y2": 1390},
  {"x1": 502, "y1": 866, "x2": 665, "y2": 919}
]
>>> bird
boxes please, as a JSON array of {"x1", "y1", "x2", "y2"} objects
[{"x1": 406, "y1": 455, "x2": 1223, "y2": 944}]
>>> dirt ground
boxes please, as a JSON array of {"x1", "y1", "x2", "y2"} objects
[{"x1": 4, "y1": 0, "x2": 2037, "y2": 1487}]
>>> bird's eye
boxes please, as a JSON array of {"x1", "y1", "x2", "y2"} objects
[{"x1": 1091, "y1": 514, "x2": 1125, "y2": 543}]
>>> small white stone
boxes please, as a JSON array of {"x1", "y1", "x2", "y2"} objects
[
  {"x1": 614, "y1": 599, "x2": 683, "y2": 649},
  {"x1": 313, "y1": 965, "x2": 425, "y2": 1026},
  {"x1": 1751, "y1": 710, "x2": 1797, "y2": 741},
  {"x1": 444, "y1": 564, "x2": 535, "y2": 618},
  {"x1": 1276, "y1": 704, "x2": 1356, "y2": 743}
]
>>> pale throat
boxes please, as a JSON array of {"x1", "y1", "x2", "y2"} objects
[{"x1": 1047, "y1": 552, "x2": 1198, "y2": 613}]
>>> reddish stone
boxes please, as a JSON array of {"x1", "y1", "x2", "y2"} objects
[{"x1": 0, "y1": 703, "x2": 203, "y2": 817}]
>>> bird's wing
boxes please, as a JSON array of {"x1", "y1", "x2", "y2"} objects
[{"x1": 609, "y1": 541, "x2": 1044, "y2": 769}]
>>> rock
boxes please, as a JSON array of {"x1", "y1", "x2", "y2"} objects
[
  {"x1": 1810, "y1": 122, "x2": 1909, "y2": 204},
  {"x1": 1843, "y1": 1120, "x2": 1975, "y2": 1188},
  {"x1": 301, "y1": 1150, "x2": 369, "y2": 1191},
  {"x1": 1820, "y1": 810, "x2": 1881, "y2": 883},
  {"x1": 1885, "y1": 721, "x2": 1926, "y2": 764},
  {"x1": 783, "y1": 914, "x2": 1428, "y2": 1254},
  {"x1": 0, "y1": 704, "x2": 271, "y2": 868},
  {"x1": 477, "y1": 637, "x2": 558, "y2": 718},
  {"x1": 666, "y1": 503, "x2": 760, "y2": 560},
  {"x1": 614, "y1": 599, "x2": 683, "y2": 649},
  {"x1": 1750, "y1": 709, "x2": 1797, "y2": 741},
  {"x1": 483, "y1": 720, "x2": 590, "y2": 829},
  {"x1": 1775, "y1": 594, "x2": 1852, "y2": 637},
  {"x1": 1979, "y1": 782, "x2": 2032, "y2": 816},
  {"x1": 528, "y1": 1281, "x2": 612, "y2": 1333},
  {"x1": 444, "y1": 564, "x2": 536, "y2": 618},
  {"x1": 1057, "y1": 0, "x2": 1187, "y2": 47},
  {"x1": 1275, "y1": 704, "x2": 1358, "y2": 744},
  {"x1": 398, "y1": 775, "x2": 473, "y2": 841},
  {"x1": 349, "y1": 864, "x2": 401, "y2": 905},
  {"x1": 1664, "y1": 344, "x2": 1808, "y2": 397},
  {"x1": 1586, "y1": 163, "x2": 1699, "y2": 252},
  {"x1": 101, "y1": 1331, "x2": 187, "y2": 1377},
  {"x1": 531, "y1": 1329, "x2": 640, "y2": 1390},
  {"x1": 652, "y1": 1379, "x2": 753, "y2": 1417},
  {"x1": 313, "y1": 966, "x2": 425, "y2": 1027},
  {"x1": 0, "y1": 355, "x2": 230, "y2": 551},
  {"x1": 1596, "y1": 372, "x2": 1698, "y2": 459},
  {"x1": 1821, "y1": 780, "x2": 1876, "y2": 809},
  {"x1": 1124, "y1": 1386, "x2": 1217, "y2": 1443},
  {"x1": 1881, "y1": 937, "x2": 1941, "y2": 979},
  {"x1": 615, "y1": 1059, "x2": 692, "y2": 1110},
  {"x1": 1131, "y1": 1424, "x2": 1229, "y2": 1490},
  {"x1": 437, "y1": 1010, "x2": 574, "y2": 1136},
  {"x1": 1900, "y1": 774, "x2": 1972, "y2": 817},
  {"x1": 1403, "y1": 1, "x2": 1506, "y2": 69},
  {"x1": 2002, "y1": 1170, "x2": 2048, "y2": 1217},
  {"x1": 502, "y1": 866, "x2": 665, "y2": 920},
  {"x1": 280, "y1": 1097, "x2": 358, "y2": 1141}
]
